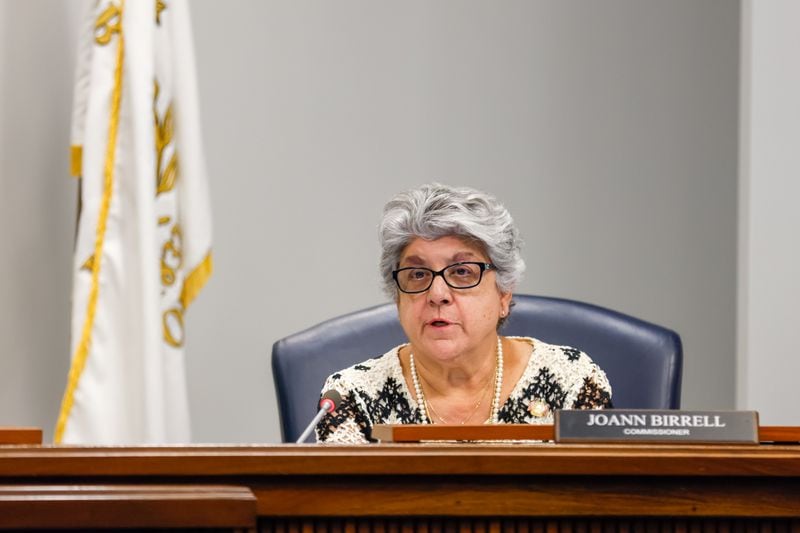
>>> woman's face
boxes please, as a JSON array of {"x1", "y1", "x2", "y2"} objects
[{"x1": 395, "y1": 235, "x2": 512, "y2": 363}]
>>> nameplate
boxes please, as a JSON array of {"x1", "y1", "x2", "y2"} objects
[{"x1": 555, "y1": 410, "x2": 759, "y2": 444}]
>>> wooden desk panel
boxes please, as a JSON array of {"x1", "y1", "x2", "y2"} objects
[
  {"x1": 0, "y1": 484, "x2": 256, "y2": 530},
  {"x1": 251, "y1": 475, "x2": 800, "y2": 517},
  {"x1": 4, "y1": 443, "x2": 800, "y2": 476},
  {"x1": 1, "y1": 443, "x2": 800, "y2": 530}
]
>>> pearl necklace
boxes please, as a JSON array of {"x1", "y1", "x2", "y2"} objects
[{"x1": 409, "y1": 337, "x2": 504, "y2": 424}]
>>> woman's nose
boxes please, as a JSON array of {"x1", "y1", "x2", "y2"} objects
[{"x1": 427, "y1": 274, "x2": 452, "y2": 305}]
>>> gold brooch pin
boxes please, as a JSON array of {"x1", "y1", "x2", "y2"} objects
[{"x1": 528, "y1": 400, "x2": 549, "y2": 418}]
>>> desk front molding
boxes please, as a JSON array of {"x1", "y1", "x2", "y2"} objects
[
  {"x1": 2, "y1": 443, "x2": 800, "y2": 528},
  {"x1": 2, "y1": 442, "x2": 800, "y2": 477}
]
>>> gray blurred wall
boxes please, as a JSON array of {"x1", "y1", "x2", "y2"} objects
[
  {"x1": 1, "y1": 0, "x2": 744, "y2": 443},
  {"x1": 738, "y1": 0, "x2": 800, "y2": 424},
  {"x1": 0, "y1": 0, "x2": 80, "y2": 439}
]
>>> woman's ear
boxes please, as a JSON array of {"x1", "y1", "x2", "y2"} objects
[{"x1": 499, "y1": 290, "x2": 513, "y2": 316}]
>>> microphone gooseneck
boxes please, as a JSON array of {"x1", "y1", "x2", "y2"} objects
[{"x1": 296, "y1": 389, "x2": 342, "y2": 444}]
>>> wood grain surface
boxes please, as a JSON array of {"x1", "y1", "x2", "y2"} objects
[
  {"x1": 1, "y1": 443, "x2": 800, "y2": 527},
  {"x1": 0, "y1": 484, "x2": 256, "y2": 529},
  {"x1": 0, "y1": 427, "x2": 42, "y2": 445},
  {"x1": 2, "y1": 442, "x2": 800, "y2": 476}
]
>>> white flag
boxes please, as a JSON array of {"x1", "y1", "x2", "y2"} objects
[{"x1": 56, "y1": 0, "x2": 212, "y2": 444}]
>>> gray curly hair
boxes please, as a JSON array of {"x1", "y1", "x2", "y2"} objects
[{"x1": 379, "y1": 183, "x2": 525, "y2": 300}]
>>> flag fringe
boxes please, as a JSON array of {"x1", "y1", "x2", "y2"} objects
[
  {"x1": 180, "y1": 251, "x2": 213, "y2": 309},
  {"x1": 70, "y1": 145, "x2": 83, "y2": 178}
]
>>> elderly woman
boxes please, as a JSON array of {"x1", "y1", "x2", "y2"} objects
[{"x1": 316, "y1": 183, "x2": 612, "y2": 443}]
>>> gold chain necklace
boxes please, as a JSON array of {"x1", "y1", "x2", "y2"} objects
[
  {"x1": 409, "y1": 337, "x2": 504, "y2": 425},
  {"x1": 423, "y1": 368, "x2": 494, "y2": 425}
]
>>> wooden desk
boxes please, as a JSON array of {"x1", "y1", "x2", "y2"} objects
[
  {"x1": 0, "y1": 484, "x2": 256, "y2": 530},
  {"x1": 1, "y1": 443, "x2": 800, "y2": 530}
]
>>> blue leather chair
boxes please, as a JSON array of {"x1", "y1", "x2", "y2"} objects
[{"x1": 271, "y1": 294, "x2": 683, "y2": 442}]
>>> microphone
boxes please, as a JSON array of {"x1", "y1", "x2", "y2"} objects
[{"x1": 296, "y1": 389, "x2": 342, "y2": 443}]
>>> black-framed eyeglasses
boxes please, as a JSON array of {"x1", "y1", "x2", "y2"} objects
[{"x1": 392, "y1": 262, "x2": 497, "y2": 294}]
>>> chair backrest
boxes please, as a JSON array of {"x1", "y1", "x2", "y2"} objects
[{"x1": 271, "y1": 294, "x2": 683, "y2": 442}]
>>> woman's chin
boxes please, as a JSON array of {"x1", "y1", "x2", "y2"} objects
[{"x1": 413, "y1": 338, "x2": 466, "y2": 362}]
